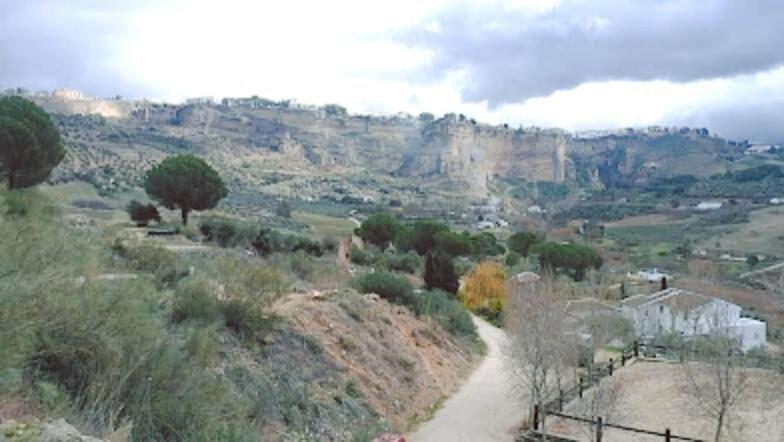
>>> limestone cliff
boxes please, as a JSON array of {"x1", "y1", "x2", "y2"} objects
[{"x1": 26, "y1": 94, "x2": 745, "y2": 204}]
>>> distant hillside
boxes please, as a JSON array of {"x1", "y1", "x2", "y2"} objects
[{"x1": 16, "y1": 92, "x2": 753, "y2": 213}]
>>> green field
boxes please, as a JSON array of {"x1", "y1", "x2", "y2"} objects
[{"x1": 292, "y1": 211, "x2": 357, "y2": 238}]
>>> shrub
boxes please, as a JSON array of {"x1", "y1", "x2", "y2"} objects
[
  {"x1": 349, "y1": 245, "x2": 371, "y2": 265},
  {"x1": 172, "y1": 277, "x2": 222, "y2": 323},
  {"x1": 126, "y1": 200, "x2": 161, "y2": 226},
  {"x1": 378, "y1": 251, "x2": 421, "y2": 274},
  {"x1": 354, "y1": 272, "x2": 414, "y2": 305},
  {"x1": 251, "y1": 228, "x2": 329, "y2": 257},
  {"x1": 354, "y1": 273, "x2": 475, "y2": 338},
  {"x1": 222, "y1": 298, "x2": 275, "y2": 341},
  {"x1": 200, "y1": 217, "x2": 257, "y2": 248},
  {"x1": 212, "y1": 257, "x2": 283, "y2": 340},
  {"x1": 119, "y1": 243, "x2": 189, "y2": 287},
  {"x1": 2, "y1": 188, "x2": 59, "y2": 218},
  {"x1": 459, "y1": 262, "x2": 507, "y2": 325},
  {"x1": 505, "y1": 251, "x2": 521, "y2": 267},
  {"x1": 275, "y1": 200, "x2": 291, "y2": 218},
  {"x1": 289, "y1": 251, "x2": 316, "y2": 280},
  {"x1": 413, "y1": 290, "x2": 476, "y2": 337},
  {"x1": 0, "y1": 169, "x2": 257, "y2": 442}
]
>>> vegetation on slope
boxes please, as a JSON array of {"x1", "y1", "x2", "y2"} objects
[{"x1": 0, "y1": 191, "x2": 384, "y2": 440}]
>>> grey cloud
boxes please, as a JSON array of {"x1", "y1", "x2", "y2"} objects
[
  {"x1": 400, "y1": 0, "x2": 784, "y2": 105},
  {"x1": 0, "y1": 1, "x2": 154, "y2": 97},
  {"x1": 666, "y1": 101, "x2": 784, "y2": 144}
]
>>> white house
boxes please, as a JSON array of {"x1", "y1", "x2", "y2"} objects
[
  {"x1": 627, "y1": 268, "x2": 671, "y2": 283},
  {"x1": 695, "y1": 201, "x2": 723, "y2": 211},
  {"x1": 621, "y1": 288, "x2": 766, "y2": 352}
]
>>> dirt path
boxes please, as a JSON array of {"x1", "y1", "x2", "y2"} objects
[{"x1": 409, "y1": 316, "x2": 527, "y2": 442}]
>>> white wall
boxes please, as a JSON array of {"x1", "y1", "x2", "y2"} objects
[
  {"x1": 730, "y1": 320, "x2": 767, "y2": 352},
  {"x1": 625, "y1": 296, "x2": 767, "y2": 352}
]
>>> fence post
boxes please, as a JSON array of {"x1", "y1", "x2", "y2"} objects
[
  {"x1": 533, "y1": 404, "x2": 539, "y2": 430},
  {"x1": 609, "y1": 358, "x2": 614, "y2": 376},
  {"x1": 634, "y1": 340, "x2": 639, "y2": 358},
  {"x1": 665, "y1": 428, "x2": 671, "y2": 442},
  {"x1": 596, "y1": 416, "x2": 603, "y2": 442},
  {"x1": 559, "y1": 388, "x2": 563, "y2": 411},
  {"x1": 579, "y1": 376, "x2": 584, "y2": 398}
]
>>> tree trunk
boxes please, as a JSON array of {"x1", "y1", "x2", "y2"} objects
[
  {"x1": 715, "y1": 409, "x2": 725, "y2": 442},
  {"x1": 181, "y1": 207, "x2": 189, "y2": 226}
]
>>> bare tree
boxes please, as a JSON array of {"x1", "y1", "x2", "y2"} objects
[
  {"x1": 504, "y1": 273, "x2": 575, "y2": 440},
  {"x1": 573, "y1": 375, "x2": 626, "y2": 440},
  {"x1": 681, "y1": 305, "x2": 750, "y2": 442}
]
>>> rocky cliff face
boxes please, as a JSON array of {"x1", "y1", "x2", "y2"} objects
[
  {"x1": 30, "y1": 95, "x2": 745, "y2": 203},
  {"x1": 397, "y1": 117, "x2": 571, "y2": 192}
]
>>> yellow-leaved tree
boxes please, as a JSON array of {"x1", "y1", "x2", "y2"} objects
[{"x1": 459, "y1": 261, "x2": 507, "y2": 324}]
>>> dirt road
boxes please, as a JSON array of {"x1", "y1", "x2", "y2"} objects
[{"x1": 409, "y1": 316, "x2": 527, "y2": 442}]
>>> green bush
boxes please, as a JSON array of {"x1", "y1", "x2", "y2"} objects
[
  {"x1": 0, "y1": 206, "x2": 281, "y2": 439},
  {"x1": 252, "y1": 228, "x2": 330, "y2": 257},
  {"x1": 222, "y1": 299, "x2": 275, "y2": 341},
  {"x1": 349, "y1": 244, "x2": 371, "y2": 265},
  {"x1": 355, "y1": 272, "x2": 415, "y2": 305},
  {"x1": 119, "y1": 243, "x2": 189, "y2": 287},
  {"x1": 172, "y1": 277, "x2": 222, "y2": 323},
  {"x1": 1, "y1": 186, "x2": 382, "y2": 440},
  {"x1": 505, "y1": 251, "x2": 521, "y2": 267},
  {"x1": 377, "y1": 251, "x2": 421, "y2": 274},
  {"x1": 354, "y1": 273, "x2": 475, "y2": 338},
  {"x1": 2, "y1": 189, "x2": 60, "y2": 218},
  {"x1": 413, "y1": 290, "x2": 476, "y2": 337},
  {"x1": 200, "y1": 217, "x2": 258, "y2": 248}
]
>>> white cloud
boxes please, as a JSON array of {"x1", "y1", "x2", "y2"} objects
[{"x1": 3, "y1": 0, "x2": 784, "y2": 141}]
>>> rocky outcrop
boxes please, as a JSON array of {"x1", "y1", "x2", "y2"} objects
[
  {"x1": 397, "y1": 118, "x2": 573, "y2": 193},
  {"x1": 0, "y1": 419, "x2": 104, "y2": 442},
  {"x1": 30, "y1": 93, "x2": 744, "y2": 200}
]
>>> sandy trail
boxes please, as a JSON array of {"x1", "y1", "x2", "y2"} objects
[{"x1": 409, "y1": 315, "x2": 527, "y2": 442}]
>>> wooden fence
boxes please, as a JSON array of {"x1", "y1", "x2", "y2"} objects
[{"x1": 519, "y1": 341, "x2": 706, "y2": 442}]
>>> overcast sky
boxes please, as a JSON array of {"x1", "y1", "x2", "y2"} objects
[{"x1": 2, "y1": 0, "x2": 783, "y2": 142}]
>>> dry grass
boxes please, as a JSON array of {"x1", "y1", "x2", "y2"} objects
[
  {"x1": 550, "y1": 361, "x2": 784, "y2": 442},
  {"x1": 273, "y1": 291, "x2": 479, "y2": 431},
  {"x1": 698, "y1": 206, "x2": 784, "y2": 257}
]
